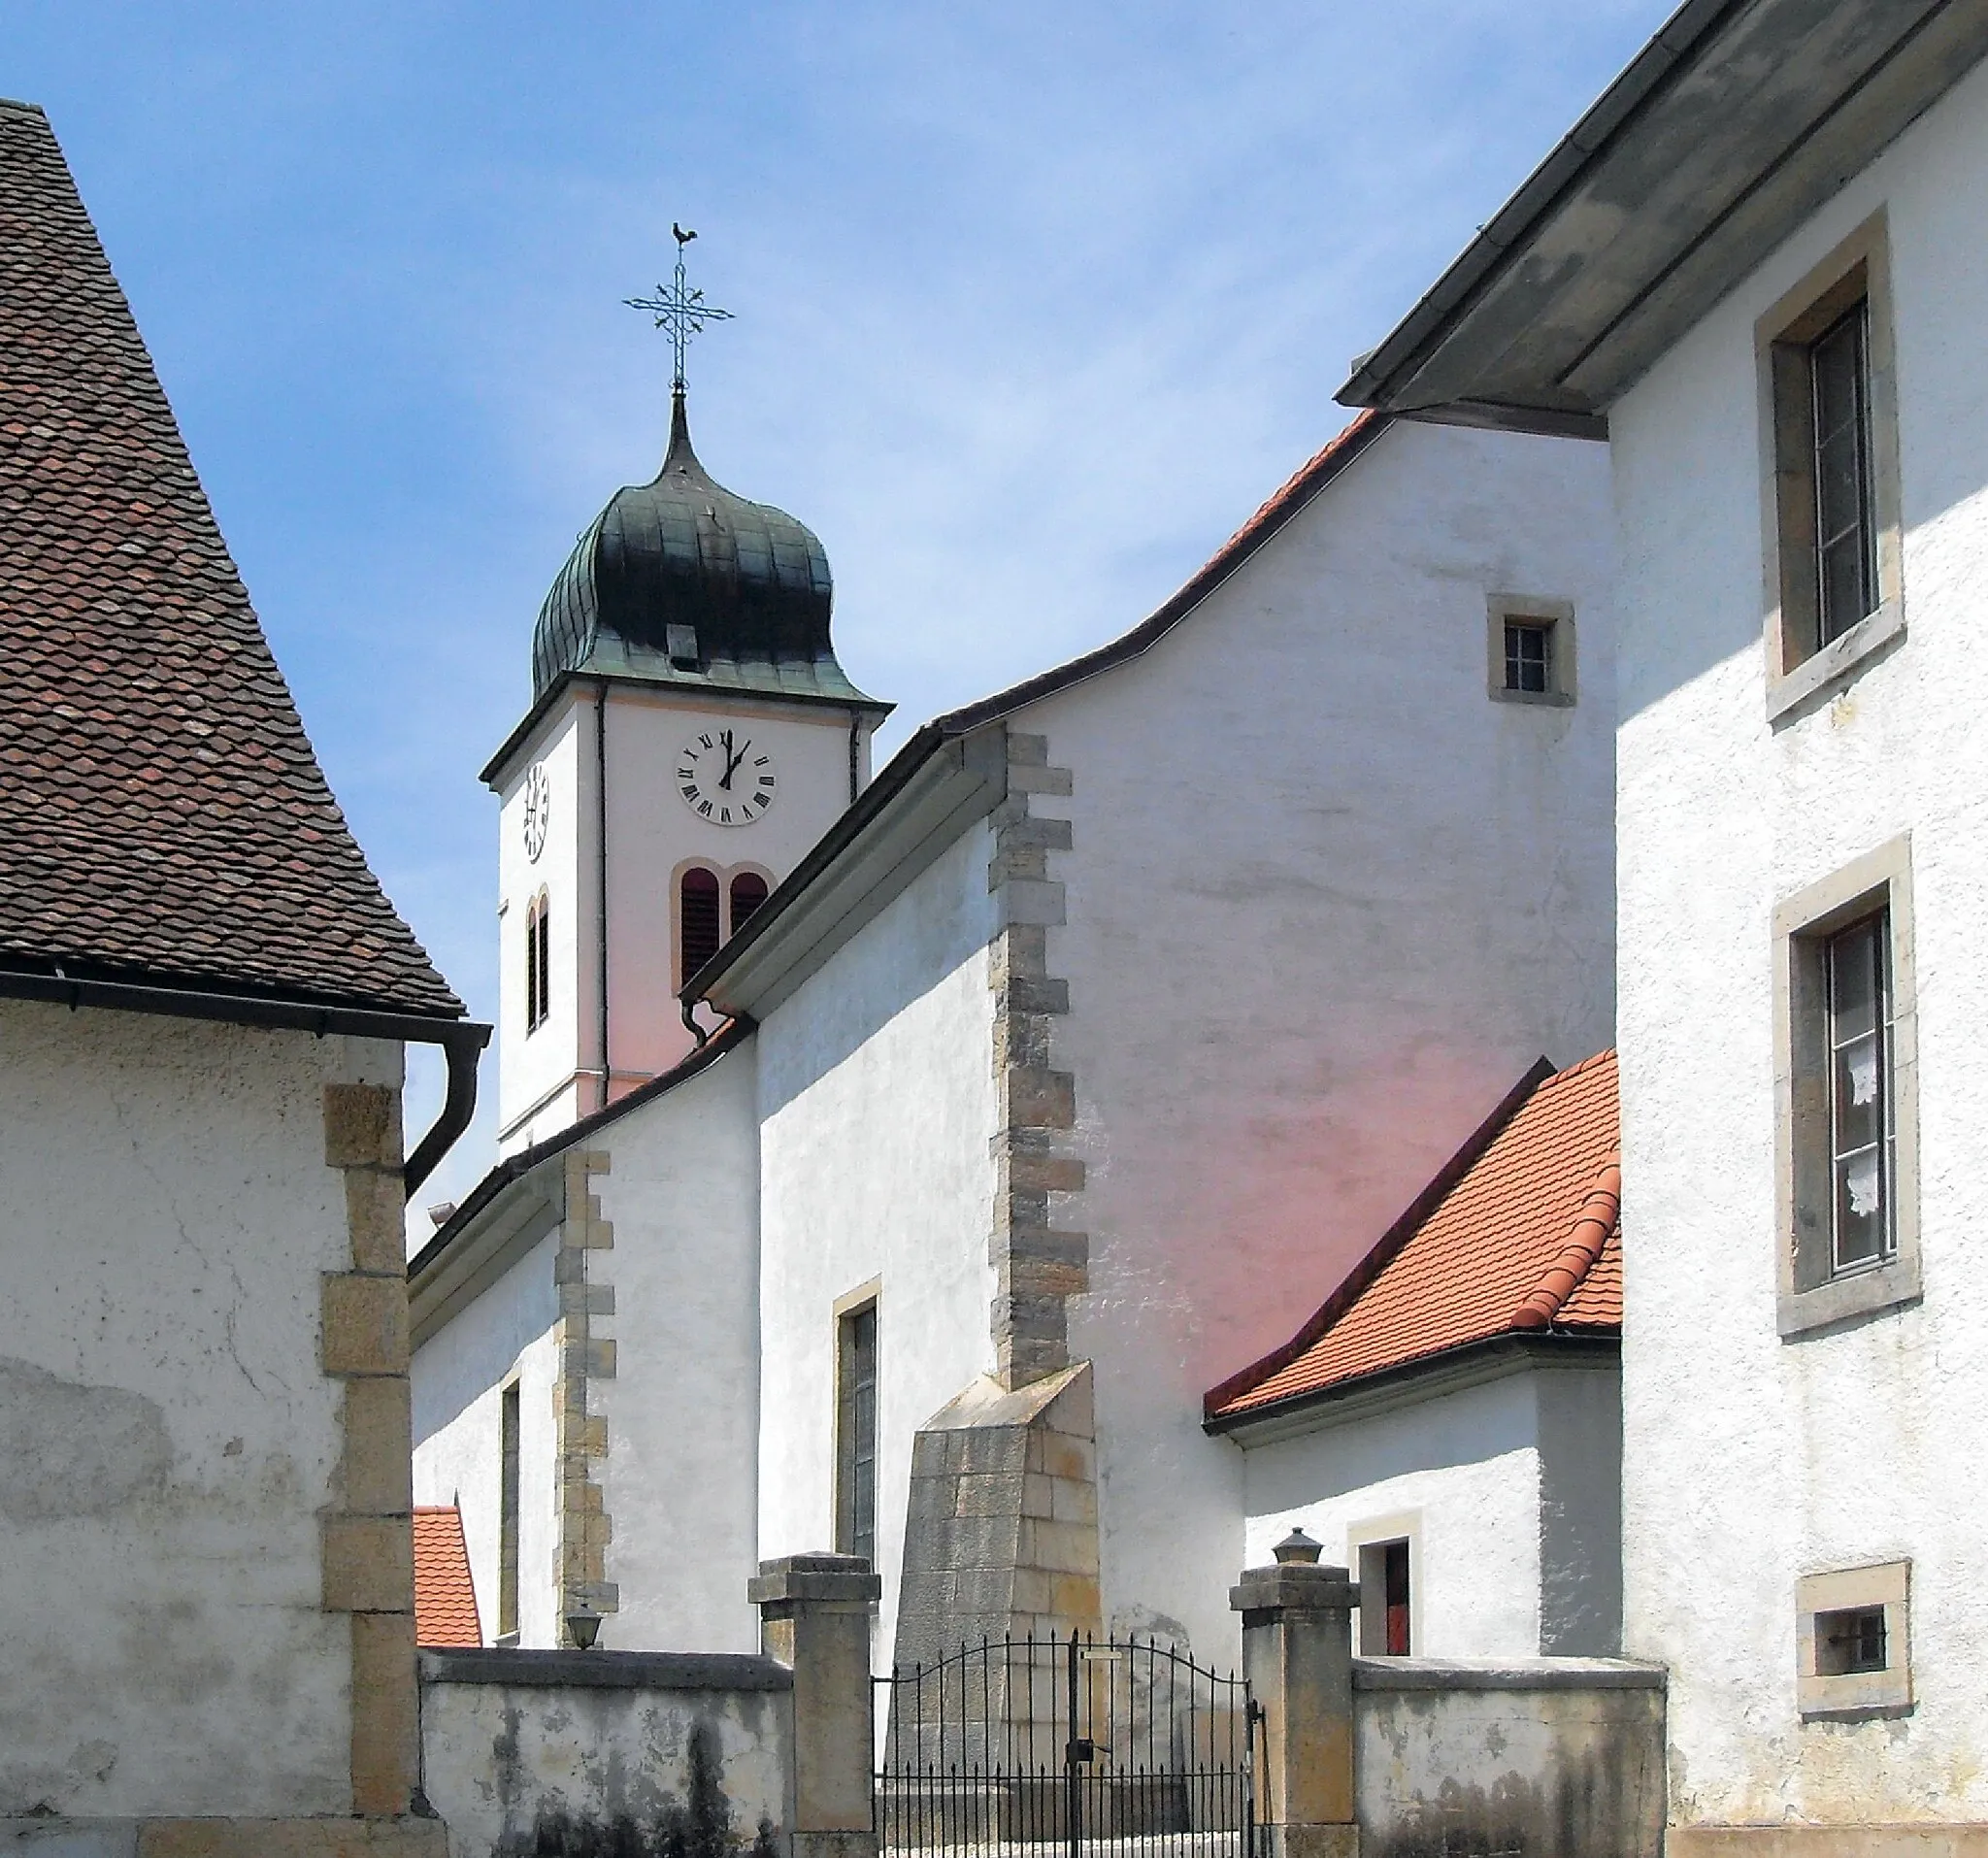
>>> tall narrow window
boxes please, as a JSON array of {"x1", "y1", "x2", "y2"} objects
[
  {"x1": 524, "y1": 895, "x2": 549, "y2": 1034},
  {"x1": 679, "y1": 866, "x2": 722, "y2": 986},
  {"x1": 1824, "y1": 911, "x2": 1894, "y2": 1274},
  {"x1": 835, "y1": 1303, "x2": 878, "y2": 1566},
  {"x1": 1809, "y1": 302, "x2": 1877, "y2": 647},
  {"x1": 1357, "y1": 1535, "x2": 1413, "y2": 1655},
  {"x1": 729, "y1": 871, "x2": 770, "y2": 937},
  {"x1": 498, "y1": 1381, "x2": 521, "y2": 1642}
]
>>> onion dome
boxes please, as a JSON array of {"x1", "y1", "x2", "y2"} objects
[{"x1": 532, "y1": 389, "x2": 880, "y2": 707}]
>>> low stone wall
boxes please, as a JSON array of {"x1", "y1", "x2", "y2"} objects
[
  {"x1": 1353, "y1": 1656, "x2": 1666, "y2": 1858},
  {"x1": 418, "y1": 1648, "x2": 793, "y2": 1858}
]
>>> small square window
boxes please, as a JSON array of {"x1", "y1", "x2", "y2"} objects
[
  {"x1": 1815, "y1": 1606, "x2": 1885, "y2": 1676},
  {"x1": 1487, "y1": 595, "x2": 1575, "y2": 706},
  {"x1": 1797, "y1": 1561, "x2": 1910, "y2": 1717}
]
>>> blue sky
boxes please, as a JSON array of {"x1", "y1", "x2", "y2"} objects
[{"x1": 11, "y1": 1, "x2": 1668, "y2": 1211}]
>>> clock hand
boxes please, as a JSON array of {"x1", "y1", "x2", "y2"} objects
[{"x1": 719, "y1": 738, "x2": 750, "y2": 790}]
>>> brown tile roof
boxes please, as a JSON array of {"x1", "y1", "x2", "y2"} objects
[
  {"x1": 1208, "y1": 1050, "x2": 1621, "y2": 1422},
  {"x1": 413, "y1": 1506, "x2": 482, "y2": 1647},
  {"x1": 0, "y1": 101, "x2": 460, "y2": 1018}
]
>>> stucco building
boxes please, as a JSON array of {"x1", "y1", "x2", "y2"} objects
[
  {"x1": 1209, "y1": 1048, "x2": 1622, "y2": 1664},
  {"x1": 1341, "y1": 0, "x2": 1988, "y2": 1845},
  {"x1": 412, "y1": 388, "x2": 1622, "y2": 1671},
  {"x1": 0, "y1": 101, "x2": 481, "y2": 1849}
]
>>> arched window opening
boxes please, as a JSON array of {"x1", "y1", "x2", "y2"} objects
[
  {"x1": 680, "y1": 866, "x2": 722, "y2": 985},
  {"x1": 729, "y1": 871, "x2": 770, "y2": 938},
  {"x1": 525, "y1": 892, "x2": 550, "y2": 1033}
]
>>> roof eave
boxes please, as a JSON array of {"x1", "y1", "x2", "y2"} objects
[
  {"x1": 1205, "y1": 1329, "x2": 1621, "y2": 1445},
  {"x1": 1339, "y1": 0, "x2": 1988, "y2": 421}
]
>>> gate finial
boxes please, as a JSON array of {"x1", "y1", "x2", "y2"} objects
[{"x1": 1273, "y1": 1527, "x2": 1323, "y2": 1566}]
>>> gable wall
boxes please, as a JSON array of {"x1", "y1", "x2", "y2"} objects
[
  {"x1": 1610, "y1": 54, "x2": 1988, "y2": 1833},
  {"x1": 1019, "y1": 417, "x2": 1616, "y2": 1660}
]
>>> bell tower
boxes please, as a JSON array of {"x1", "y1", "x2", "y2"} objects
[{"x1": 484, "y1": 234, "x2": 890, "y2": 1155}]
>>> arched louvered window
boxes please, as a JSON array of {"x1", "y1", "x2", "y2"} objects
[
  {"x1": 679, "y1": 866, "x2": 722, "y2": 986},
  {"x1": 729, "y1": 871, "x2": 770, "y2": 937},
  {"x1": 525, "y1": 892, "x2": 550, "y2": 1032}
]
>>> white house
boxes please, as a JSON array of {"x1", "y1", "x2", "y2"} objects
[
  {"x1": 1208, "y1": 1049, "x2": 1621, "y2": 1663},
  {"x1": 1340, "y1": 0, "x2": 1988, "y2": 1843},
  {"x1": 0, "y1": 100, "x2": 480, "y2": 1850},
  {"x1": 413, "y1": 388, "x2": 1620, "y2": 1672}
]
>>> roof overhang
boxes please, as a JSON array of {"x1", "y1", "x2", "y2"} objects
[
  {"x1": 1205, "y1": 1330, "x2": 1620, "y2": 1447},
  {"x1": 1339, "y1": 0, "x2": 1988, "y2": 429},
  {"x1": 410, "y1": 1145, "x2": 566, "y2": 1348}
]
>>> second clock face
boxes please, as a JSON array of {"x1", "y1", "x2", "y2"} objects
[{"x1": 678, "y1": 727, "x2": 777, "y2": 827}]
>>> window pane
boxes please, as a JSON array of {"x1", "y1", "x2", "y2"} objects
[
  {"x1": 1825, "y1": 912, "x2": 1892, "y2": 1273},
  {"x1": 1808, "y1": 304, "x2": 1876, "y2": 643},
  {"x1": 1505, "y1": 621, "x2": 1550, "y2": 694}
]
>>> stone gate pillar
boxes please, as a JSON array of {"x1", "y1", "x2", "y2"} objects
[
  {"x1": 750, "y1": 1551, "x2": 881, "y2": 1858},
  {"x1": 1230, "y1": 1530, "x2": 1359, "y2": 1858}
]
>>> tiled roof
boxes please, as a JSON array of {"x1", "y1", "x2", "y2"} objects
[
  {"x1": 0, "y1": 101, "x2": 461, "y2": 1018},
  {"x1": 413, "y1": 1506, "x2": 482, "y2": 1647},
  {"x1": 1208, "y1": 1050, "x2": 1620, "y2": 1421}
]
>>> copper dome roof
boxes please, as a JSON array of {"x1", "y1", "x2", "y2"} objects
[{"x1": 531, "y1": 390, "x2": 880, "y2": 709}]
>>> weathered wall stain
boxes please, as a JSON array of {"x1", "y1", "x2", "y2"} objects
[
  {"x1": 490, "y1": 1721, "x2": 779, "y2": 1858},
  {"x1": 0, "y1": 1357, "x2": 171, "y2": 1522}
]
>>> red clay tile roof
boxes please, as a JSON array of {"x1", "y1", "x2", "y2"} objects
[
  {"x1": 0, "y1": 101, "x2": 461, "y2": 1018},
  {"x1": 413, "y1": 1506, "x2": 482, "y2": 1647},
  {"x1": 1208, "y1": 1050, "x2": 1621, "y2": 1421}
]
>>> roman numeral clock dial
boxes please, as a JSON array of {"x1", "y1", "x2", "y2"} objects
[{"x1": 677, "y1": 728, "x2": 777, "y2": 827}]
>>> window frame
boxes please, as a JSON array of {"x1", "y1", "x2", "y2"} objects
[
  {"x1": 1348, "y1": 1511, "x2": 1421, "y2": 1656},
  {"x1": 1486, "y1": 594, "x2": 1576, "y2": 708},
  {"x1": 498, "y1": 1377, "x2": 522, "y2": 1645},
  {"x1": 1796, "y1": 1560, "x2": 1911, "y2": 1719},
  {"x1": 1773, "y1": 836, "x2": 1920, "y2": 1338},
  {"x1": 833, "y1": 1281, "x2": 880, "y2": 1569},
  {"x1": 1758, "y1": 214, "x2": 1905, "y2": 722},
  {"x1": 524, "y1": 891, "x2": 550, "y2": 1035}
]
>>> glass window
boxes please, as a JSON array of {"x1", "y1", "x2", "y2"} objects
[
  {"x1": 1825, "y1": 912, "x2": 1894, "y2": 1274},
  {"x1": 1809, "y1": 302, "x2": 1877, "y2": 647},
  {"x1": 836, "y1": 1304, "x2": 878, "y2": 1566},
  {"x1": 1504, "y1": 619, "x2": 1552, "y2": 694}
]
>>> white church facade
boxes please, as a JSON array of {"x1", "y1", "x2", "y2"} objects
[{"x1": 412, "y1": 388, "x2": 1624, "y2": 1671}]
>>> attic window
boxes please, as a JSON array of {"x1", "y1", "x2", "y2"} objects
[
  {"x1": 1487, "y1": 595, "x2": 1575, "y2": 706},
  {"x1": 666, "y1": 623, "x2": 700, "y2": 670}
]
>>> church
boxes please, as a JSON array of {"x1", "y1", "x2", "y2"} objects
[{"x1": 409, "y1": 298, "x2": 1624, "y2": 1671}]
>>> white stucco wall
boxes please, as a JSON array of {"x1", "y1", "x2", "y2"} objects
[
  {"x1": 1238, "y1": 1373, "x2": 1545, "y2": 1659},
  {"x1": 412, "y1": 1237, "x2": 562, "y2": 1648},
  {"x1": 1025, "y1": 416, "x2": 1616, "y2": 1662},
  {"x1": 1611, "y1": 58, "x2": 1988, "y2": 1827},
  {"x1": 755, "y1": 821, "x2": 1003, "y2": 1653},
  {"x1": 0, "y1": 1003, "x2": 395, "y2": 1819},
  {"x1": 493, "y1": 686, "x2": 871, "y2": 1154},
  {"x1": 594, "y1": 1042, "x2": 763, "y2": 1654}
]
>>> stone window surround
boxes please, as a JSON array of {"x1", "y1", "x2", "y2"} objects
[
  {"x1": 1795, "y1": 1559, "x2": 1912, "y2": 1719},
  {"x1": 1486, "y1": 593, "x2": 1577, "y2": 707},
  {"x1": 1758, "y1": 211, "x2": 1905, "y2": 724},
  {"x1": 672, "y1": 853, "x2": 776, "y2": 992},
  {"x1": 1772, "y1": 835, "x2": 1920, "y2": 1339},
  {"x1": 1345, "y1": 1510, "x2": 1422, "y2": 1657}
]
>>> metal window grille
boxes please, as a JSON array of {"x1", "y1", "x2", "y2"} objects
[
  {"x1": 1504, "y1": 620, "x2": 1552, "y2": 694},
  {"x1": 837, "y1": 1304, "x2": 878, "y2": 1565},
  {"x1": 1809, "y1": 302, "x2": 1877, "y2": 646},
  {"x1": 1817, "y1": 1605, "x2": 1887, "y2": 1676},
  {"x1": 1824, "y1": 912, "x2": 1895, "y2": 1274}
]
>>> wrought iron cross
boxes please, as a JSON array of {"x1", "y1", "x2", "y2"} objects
[{"x1": 624, "y1": 223, "x2": 734, "y2": 392}]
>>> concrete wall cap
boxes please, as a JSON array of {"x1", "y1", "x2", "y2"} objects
[
  {"x1": 1231, "y1": 1564, "x2": 1359, "y2": 1613},
  {"x1": 749, "y1": 1554, "x2": 883, "y2": 1606},
  {"x1": 417, "y1": 1647, "x2": 794, "y2": 1691},
  {"x1": 1352, "y1": 1655, "x2": 1666, "y2": 1691}
]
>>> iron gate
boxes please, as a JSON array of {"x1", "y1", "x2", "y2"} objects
[{"x1": 875, "y1": 1633, "x2": 1257, "y2": 1858}]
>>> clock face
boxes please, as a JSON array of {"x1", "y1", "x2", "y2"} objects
[
  {"x1": 522, "y1": 763, "x2": 549, "y2": 862},
  {"x1": 677, "y1": 727, "x2": 778, "y2": 827}
]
